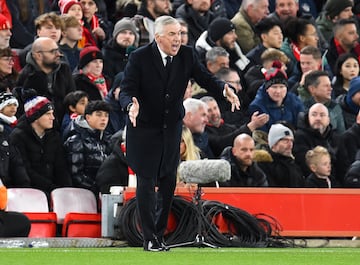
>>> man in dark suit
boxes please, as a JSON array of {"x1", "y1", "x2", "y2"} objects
[{"x1": 119, "y1": 15, "x2": 240, "y2": 252}]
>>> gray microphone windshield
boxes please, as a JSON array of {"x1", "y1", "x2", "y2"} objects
[{"x1": 179, "y1": 159, "x2": 231, "y2": 184}]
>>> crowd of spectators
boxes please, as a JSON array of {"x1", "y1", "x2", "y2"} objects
[{"x1": 1, "y1": 0, "x2": 360, "y2": 227}]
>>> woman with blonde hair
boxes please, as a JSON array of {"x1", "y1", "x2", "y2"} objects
[{"x1": 178, "y1": 126, "x2": 200, "y2": 186}]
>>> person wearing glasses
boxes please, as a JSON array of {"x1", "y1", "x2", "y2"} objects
[
  {"x1": 16, "y1": 37, "x2": 76, "y2": 126},
  {"x1": 0, "y1": 48, "x2": 18, "y2": 93}
]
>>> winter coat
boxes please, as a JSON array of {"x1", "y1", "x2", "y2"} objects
[
  {"x1": 95, "y1": 133, "x2": 128, "y2": 194},
  {"x1": 293, "y1": 112, "x2": 339, "y2": 179},
  {"x1": 248, "y1": 84, "x2": 304, "y2": 132},
  {"x1": 175, "y1": 3, "x2": 216, "y2": 46},
  {"x1": 219, "y1": 146, "x2": 268, "y2": 187},
  {"x1": 64, "y1": 116, "x2": 112, "y2": 194},
  {"x1": 16, "y1": 53, "x2": 76, "y2": 123},
  {"x1": 9, "y1": 116, "x2": 72, "y2": 195},
  {"x1": 336, "y1": 94, "x2": 357, "y2": 129},
  {"x1": 73, "y1": 72, "x2": 109, "y2": 101},
  {"x1": 336, "y1": 123, "x2": 360, "y2": 181},
  {"x1": 0, "y1": 127, "x2": 30, "y2": 188},
  {"x1": 258, "y1": 150, "x2": 305, "y2": 187},
  {"x1": 59, "y1": 43, "x2": 80, "y2": 73},
  {"x1": 315, "y1": 13, "x2": 334, "y2": 45},
  {"x1": 231, "y1": 8, "x2": 260, "y2": 54},
  {"x1": 305, "y1": 173, "x2": 341, "y2": 188},
  {"x1": 344, "y1": 150, "x2": 360, "y2": 188},
  {"x1": 102, "y1": 39, "x2": 133, "y2": 83}
]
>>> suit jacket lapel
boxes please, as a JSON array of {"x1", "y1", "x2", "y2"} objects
[{"x1": 151, "y1": 42, "x2": 167, "y2": 82}]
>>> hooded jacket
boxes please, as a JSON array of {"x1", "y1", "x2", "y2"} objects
[{"x1": 64, "y1": 116, "x2": 112, "y2": 193}]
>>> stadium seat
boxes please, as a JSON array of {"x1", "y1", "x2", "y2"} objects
[
  {"x1": 6, "y1": 188, "x2": 57, "y2": 237},
  {"x1": 50, "y1": 187, "x2": 101, "y2": 237}
]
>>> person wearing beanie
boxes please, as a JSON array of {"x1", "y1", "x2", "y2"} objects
[
  {"x1": 73, "y1": 45, "x2": 109, "y2": 100},
  {"x1": 195, "y1": 17, "x2": 250, "y2": 75},
  {"x1": 9, "y1": 89, "x2": 72, "y2": 195},
  {"x1": 231, "y1": 0, "x2": 269, "y2": 54},
  {"x1": 16, "y1": 37, "x2": 76, "y2": 124},
  {"x1": 337, "y1": 76, "x2": 360, "y2": 129},
  {"x1": 257, "y1": 122, "x2": 305, "y2": 187},
  {"x1": 248, "y1": 61, "x2": 304, "y2": 132},
  {"x1": 58, "y1": 0, "x2": 82, "y2": 14},
  {"x1": 0, "y1": 92, "x2": 18, "y2": 135},
  {"x1": 59, "y1": 14, "x2": 83, "y2": 72},
  {"x1": 102, "y1": 17, "x2": 138, "y2": 83},
  {"x1": 316, "y1": 0, "x2": 354, "y2": 43}
]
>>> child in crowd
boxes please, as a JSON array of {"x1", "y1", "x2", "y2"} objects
[
  {"x1": 305, "y1": 146, "x2": 341, "y2": 188},
  {"x1": 61, "y1": 90, "x2": 89, "y2": 137},
  {"x1": 0, "y1": 92, "x2": 18, "y2": 136},
  {"x1": 64, "y1": 100, "x2": 112, "y2": 194}
]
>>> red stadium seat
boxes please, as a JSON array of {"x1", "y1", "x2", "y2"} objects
[
  {"x1": 6, "y1": 188, "x2": 57, "y2": 237},
  {"x1": 51, "y1": 188, "x2": 101, "y2": 237}
]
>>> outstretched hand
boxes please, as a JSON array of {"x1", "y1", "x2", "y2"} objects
[
  {"x1": 129, "y1": 97, "x2": 139, "y2": 127},
  {"x1": 224, "y1": 83, "x2": 240, "y2": 112}
]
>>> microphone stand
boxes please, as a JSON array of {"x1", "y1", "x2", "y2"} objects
[{"x1": 167, "y1": 185, "x2": 219, "y2": 249}]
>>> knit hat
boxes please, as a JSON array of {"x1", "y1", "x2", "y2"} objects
[
  {"x1": 324, "y1": 0, "x2": 353, "y2": 19},
  {"x1": 208, "y1": 18, "x2": 235, "y2": 42},
  {"x1": 263, "y1": 61, "x2": 288, "y2": 90},
  {"x1": 346, "y1": 76, "x2": 360, "y2": 114},
  {"x1": 268, "y1": 124, "x2": 294, "y2": 149},
  {"x1": 23, "y1": 89, "x2": 54, "y2": 123},
  {"x1": 112, "y1": 17, "x2": 138, "y2": 43},
  {"x1": 78, "y1": 45, "x2": 103, "y2": 69},
  {"x1": 0, "y1": 14, "x2": 11, "y2": 30},
  {"x1": 58, "y1": 0, "x2": 82, "y2": 14},
  {"x1": 0, "y1": 92, "x2": 18, "y2": 110}
]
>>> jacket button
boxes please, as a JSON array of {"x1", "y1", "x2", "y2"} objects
[
  {"x1": 163, "y1": 124, "x2": 167, "y2": 129},
  {"x1": 165, "y1": 109, "x2": 169, "y2": 114},
  {"x1": 165, "y1": 94, "x2": 170, "y2": 100}
]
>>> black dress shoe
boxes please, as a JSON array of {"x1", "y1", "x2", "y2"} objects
[{"x1": 143, "y1": 239, "x2": 163, "y2": 252}]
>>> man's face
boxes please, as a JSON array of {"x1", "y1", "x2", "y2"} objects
[
  {"x1": 337, "y1": 24, "x2": 359, "y2": 50},
  {"x1": 63, "y1": 25, "x2": 83, "y2": 42},
  {"x1": 336, "y1": 7, "x2": 354, "y2": 21},
  {"x1": 275, "y1": 0, "x2": 298, "y2": 21},
  {"x1": 309, "y1": 76, "x2": 332, "y2": 103},
  {"x1": 205, "y1": 100, "x2": 222, "y2": 127},
  {"x1": 188, "y1": 0, "x2": 211, "y2": 13},
  {"x1": 0, "y1": 29, "x2": 11, "y2": 49},
  {"x1": 116, "y1": 30, "x2": 136, "y2": 48},
  {"x1": 149, "y1": 0, "x2": 171, "y2": 17},
  {"x1": 207, "y1": 55, "x2": 229, "y2": 74},
  {"x1": 86, "y1": 110, "x2": 109, "y2": 131},
  {"x1": 35, "y1": 110, "x2": 55, "y2": 130},
  {"x1": 219, "y1": 30, "x2": 237, "y2": 50},
  {"x1": 180, "y1": 25, "x2": 189, "y2": 45},
  {"x1": 186, "y1": 106, "x2": 208, "y2": 133},
  {"x1": 155, "y1": 22, "x2": 181, "y2": 56},
  {"x1": 300, "y1": 54, "x2": 321, "y2": 73},
  {"x1": 224, "y1": 71, "x2": 242, "y2": 93},
  {"x1": 232, "y1": 138, "x2": 255, "y2": 168},
  {"x1": 271, "y1": 136, "x2": 294, "y2": 157},
  {"x1": 36, "y1": 39, "x2": 62, "y2": 70},
  {"x1": 308, "y1": 104, "x2": 330, "y2": 134},
  {"x1": 262, "y1": 25, "x2": 283, "y2": 49},
  {"x1": 249, "y1": 0, "x2": 269, "y2": 24},
  {"x1": 80, "y1": 0, "x2": 98, "y2": 20},
  {"x1": 37, "y1": 21, "x2": 62, "y2": 42}
]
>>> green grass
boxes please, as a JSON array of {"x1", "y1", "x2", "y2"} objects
[{"x1": 1, "y1": 248, "x2": 360, "y2": 265}]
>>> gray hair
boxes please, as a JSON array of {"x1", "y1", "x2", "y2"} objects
[
  {"x1": 154, "y1": 15, "x2": 180, "y2": 36},
  {"x1": 200, "y1": 96, "x2": 216, "y2": 104},
  {"x1": 205, "y1": 47, "x2": 229, "y2": 63},
  {"x1": 183, "y1": 98, "x2": 207, "y2": 114}
]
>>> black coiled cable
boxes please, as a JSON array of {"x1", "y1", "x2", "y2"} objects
[{"x1": 116, "y1": 195, "x2": 296, "y2": 247}]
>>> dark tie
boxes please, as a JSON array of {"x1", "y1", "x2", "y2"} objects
[{"x1": 165, "y1": 56, "x2": 172, "y2": 77}]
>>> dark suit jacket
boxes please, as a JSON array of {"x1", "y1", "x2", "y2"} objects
[{"x1": 120, "y1": 42, "x2": 225, "y2": 178}]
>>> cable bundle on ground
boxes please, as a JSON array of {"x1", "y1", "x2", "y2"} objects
[{"x1": 116, "y1": 195, "x2": 295, "y2": 248}]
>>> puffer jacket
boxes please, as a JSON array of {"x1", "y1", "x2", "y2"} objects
[{"x1": 64, "y1": 116, "x2": 112, "y2": 193}]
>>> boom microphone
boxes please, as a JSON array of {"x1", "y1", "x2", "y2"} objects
[{"x1": 179, "y1": 159, "x2": 231, "y2": 184}]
